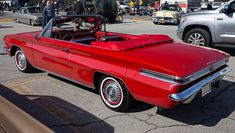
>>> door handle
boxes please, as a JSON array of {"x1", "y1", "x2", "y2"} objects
[
  {"x1": 217, "y1": 18, "x2": 223, "y2": 20},
  {"x1": 61, "y1": 48, "x2": 70, "y2": 53}
]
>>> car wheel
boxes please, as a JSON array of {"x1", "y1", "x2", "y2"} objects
[
  {"x1": 30, "y1": 20, "x2": 35, "y2": 26},
  {"x1": 14, "y1": 48, "x2": 35, "y2": 73},
  {"x1": 15, "y1": 18, "x2": 19, "y2": 23},
  {"x1": 115, "y1": 15, "x2": 123, "y2": 23},
  {"x1": 184, "y1": 28, "x2": 211, "y2": 47},
  {"x1": 99, "y1": 76, "x2": 133, "y2": 111},
  {"x1": 153, "y1": 22, "x2": 159, "y2": 25}
]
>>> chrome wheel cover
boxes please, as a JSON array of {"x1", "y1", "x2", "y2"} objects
[
  {"x1": 100, "y1": 77, "x2": 123, "y2": 108},
  {"x1": 187, "y1": 33, "x2": 205, "y2": 46},
  {"x1": 15, "y1": 50, "x2": 27, "y2": 71}
]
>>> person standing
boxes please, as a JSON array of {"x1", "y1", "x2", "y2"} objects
[
  {"x1": 0, "y1": 2, "x2": 3, "y2": 14},
  {"x1": 73, "y1": 0, "x2": 84, "y2": 15},
  {"x1": 163, "y1": 1, "x2": 169, "y2": 10},
  {"x1": 207, "y1": 2, "x2": 212, "y2": 10},
  {"x1": 40, "y1": 0, "x2": 46, "y2": 12},
  {"x1": 42, "y1": 1, "x2": 55, "y2": 29}
]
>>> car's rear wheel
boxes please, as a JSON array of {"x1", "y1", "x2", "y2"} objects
[
  {"x1": 184, "y1": 28, "x2": 211, "y2": 47},
  {"x1": 153, "y1": 22, "x2": 159, "y2": 25},
  {"x1": 14, "y1": 48, "x2": 35, "y2": 73},
  {"x1": 99, "y1": 76, "x2": 133, "y2": 111}
]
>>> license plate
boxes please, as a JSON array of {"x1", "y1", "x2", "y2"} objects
[{"x1": 201, "y1": 83, "x2": 212, "y2": 97}]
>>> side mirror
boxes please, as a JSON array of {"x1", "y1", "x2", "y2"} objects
[
  {"x1": 34, "y1": 33, "x2": 39, "y2": 40},
  {"x1": 222, "y1": 4, "x2": 230, "y2": 13}
]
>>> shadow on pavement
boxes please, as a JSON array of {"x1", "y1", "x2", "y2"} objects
[
  {"x1": 0, "y1": 52, "x2": 7, "y2": 55},
  {"x1": 0, "y1": 84, "x2": 114, "y2": 133},
  {"x1": 153, "y1": 23, "x2": 178, "y2": 26},
  {"x1": 107, "y1": 20, "x2": 137, "y2": 25},
  {"x1": 0, "y1": 25, "x2": 13, "y2": 28},
  {"x1": 158, "y1": 80, "x2": 235, "y2": 127},
  {"x1": 217, "y1": 46, "x2": 235, "y2": 57},
  {"x1": 49, "y1": 74, "x2": 155, "y2": 112}
]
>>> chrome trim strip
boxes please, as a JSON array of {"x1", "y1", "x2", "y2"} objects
[
  {"x1": 140, "y1": 69, "x2": 180, "y2": 84},
  {"x1": 34, "y1": 66, "x2": 95, "y2": 89},
  {"x1": 169, "y1": 66, "x2": 231, "y2": 102},
  {"x1": 140, "y1": 58, "x2": 228, "y2": 85},
  {"x1": 188, "y1": 58, "x2": 229, "y2": 84}
]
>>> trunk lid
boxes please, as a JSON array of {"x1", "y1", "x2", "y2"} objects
[{"x1": 123, "y1": 42, "x2": 228, "y2": 77}]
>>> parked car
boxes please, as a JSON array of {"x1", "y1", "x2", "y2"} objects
[
  {"x1": 201, "y1": 2, "x2": 225, "y2": 10},
  {"x1": 212, "y1": 2, "x2": 225, "y2": 9},
  {"x1": 116, "y1": 1, "x2": 130, "y2": 15},
  {"x1": 177, "y1": 0, "x2": 235, "y2": 47},
  {"x1": 200, "y1": 2, "x2": 208, "y2": 10},
  {"x1": 152, "y1": 4, "x2": 184, "y2": 24},
  {"x1": 13, "y1": 6, "x2": 43, "y2": 26},
  {"x1": 3, "y1": 15, "x2": 231, "y2": 112}
]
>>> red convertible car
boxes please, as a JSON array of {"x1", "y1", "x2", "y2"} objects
[{"x1": 3, "y1": 15, "x2": 231, "y2": 111}]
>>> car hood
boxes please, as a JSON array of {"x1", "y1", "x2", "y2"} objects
[
  {"x1": 154, "y1": 10, "x2": 176, "y2": 17},
  {"x1": 183, "y1": 10, "x2": 218, "y2": 17},
  {"x1": 122, "y1": 41, "x2": 229, "y2": 77}
]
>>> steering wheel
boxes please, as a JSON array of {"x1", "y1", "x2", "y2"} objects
[{"x1": 62, "y1": 32, "x2": 74, "y2": 40}]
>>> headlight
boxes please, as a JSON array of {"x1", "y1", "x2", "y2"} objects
[{"x1": 172, "y1": 14, "x2": 177, "y2": 19}]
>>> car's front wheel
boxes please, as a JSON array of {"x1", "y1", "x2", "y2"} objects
[
  {"x1": 184, "y1": 28, "x2": 211, "y2": 47},
  {"x1": 99, "y1": 76, "x2": 133, "y2": 112},
  {"x1": 14, "y1": 48, "x2": 35, "y2": 73}
]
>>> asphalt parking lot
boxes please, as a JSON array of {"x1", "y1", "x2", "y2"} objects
[{"x1": 0, "y1": 20, "x2": 235, "y2": 133}]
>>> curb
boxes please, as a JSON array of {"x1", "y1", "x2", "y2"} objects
[
  {"x1": 0, "y1": 18, "x2": 13, "y2": 22},
  {"x1": 129, "y1": 18, "x2": 152, "y2": 21}
]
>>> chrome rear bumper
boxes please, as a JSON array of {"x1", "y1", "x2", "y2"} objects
[{"x1": 169, "y1": 66, "x2": 231, "y2": 102}]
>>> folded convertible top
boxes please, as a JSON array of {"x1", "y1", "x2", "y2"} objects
[{"x1": 91, "y1": 34, "x2": 173, "y2": 51}]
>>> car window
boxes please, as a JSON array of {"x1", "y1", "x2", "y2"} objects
[
  {"x1": 230, "y1": 1, "x2": 235, "y2": 12},
  {"x1": 28, "y1": 8, "x2": 41, "y2": 13},
  {"x1": 160, "y1": 5, "x2": 181, "y2": 11}
]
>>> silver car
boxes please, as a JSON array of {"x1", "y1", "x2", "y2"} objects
[
  {"x1": 13, "y1": 6, "x2": 43, "y2": 26},
  {"x1": 177, "y1": 0, "x2": 235, "y2": 47}
]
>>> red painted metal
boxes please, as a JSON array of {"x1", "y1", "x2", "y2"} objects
[{"x1": 3, "y1": 30, "x2": 229, "y2": 109}]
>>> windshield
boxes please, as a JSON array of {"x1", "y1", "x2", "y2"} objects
[
  {"x1": 160, "y1": 4, "x2": 181, "y2": 11},
  {"x1": 40, "y1": 15, "x2": 104, "y2": 40},
  {"x1": 28, "y1": 7, "x2": 41, "y2": 13},
  {"x1": 54, "y1": 18, "x2": 96, "y2": 31}
]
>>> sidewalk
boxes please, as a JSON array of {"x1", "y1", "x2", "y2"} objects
[{"x1": 0, "y1": 11, "x2": 13, "y2": 22}]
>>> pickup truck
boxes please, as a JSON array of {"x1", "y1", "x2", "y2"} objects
[{"x1": 177, "y1": 0, "x2": 235, "y2": 47}]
